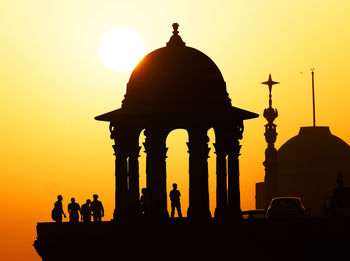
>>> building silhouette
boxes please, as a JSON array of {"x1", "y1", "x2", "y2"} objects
[
  {"x1": 256, "y1": 73, "x2": 350, "y2": 216},
  {"x1": 34, "y1": 25, "x2": 350, "y2": 261},
  {"x1": 95, "y1": 23, "x2": 258, "y2": 221}
]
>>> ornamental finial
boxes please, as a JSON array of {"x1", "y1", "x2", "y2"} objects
[
  {"x1": 262, "y1": 74, "x2": 279, "y2": 107},
  {"x1": 166, "y1": 23, "x2": 185, "y2": 47},
  {"x1": 172, "y1": 23, "x2": 179, "y2": 35}
]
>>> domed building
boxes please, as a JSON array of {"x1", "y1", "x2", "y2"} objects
[
  {"x1": 96, "y1": 23, "x2": 258, "y2": 221},
  {"x1": 277, "y1": 126, "x2": 350, "y2": 216},
  {"x1": 256, "y1": 74, "x2": 350, "y2": 216}
]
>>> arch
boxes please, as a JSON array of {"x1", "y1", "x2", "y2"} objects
[
  {"x1": 166, "y1": 128, "x2": 189, "y2": 217},
  {"x1": 138, "y1": 129, "x2": 147, "y2": 202},
  {"x1": 207, "y1": 128, "x2": 216, "y2": 215}
]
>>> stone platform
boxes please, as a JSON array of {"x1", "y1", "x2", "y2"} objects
[{"x1": 34, "y1": 218, "x2": 350, "y2": 261}]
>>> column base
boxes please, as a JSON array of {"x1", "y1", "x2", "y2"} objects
[
  {"x1": 187, "y1": 208, "x2": 212, "y2": 222},
  {"x1": 214, "y1": 207, "x2": 228, "y2": 219},
  {"x1": 148, "y1": 210, "x2": 169, "y2": 223},
  {"x1": 228, "y1": 208, "x2": 243, "y2": 220}
]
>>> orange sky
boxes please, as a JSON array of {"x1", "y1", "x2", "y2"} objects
[{"x1": 1, "y1": 1, "x2": 350, "y2": 260}]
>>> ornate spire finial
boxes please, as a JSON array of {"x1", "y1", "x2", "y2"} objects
[
  {"x1": 262, "y1": 74, "x2": 279, "y2": 138},
  {"x1": 166, "y1": 22, "x2": 185, "y2": 47},
  {"x1": 172, "y1": 23, "x2": 179, "y2": 35},
  {"x1": 262, "y1": 74, "x2": 279, "y2": 107},
  {"x1": 261, "y1": 74, "x2": 280, "y2": 208}
]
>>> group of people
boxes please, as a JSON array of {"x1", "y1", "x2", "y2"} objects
[
  {"x1": 52, "y1": 183, "x2": 182, "y2": 223},
  {"x1": 52, "y1": 194, "x2": 104, "y2": 223},
  {"x1": 140, "y1": 183, "x2": 182, "y2": 218}
]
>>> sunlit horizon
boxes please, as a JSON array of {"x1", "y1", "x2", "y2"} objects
[{"x1": 1, "y1": 0, "x2": 350, "y2": 260}]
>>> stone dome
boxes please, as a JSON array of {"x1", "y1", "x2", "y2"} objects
[
  {"x1": 95, "y1": 24, "x2": 258, "y2": 122},
  {"x1": 277, "y1": 126, "x2": 350, "y2": 216},
  {"x1": 121, "y1": 24, "x2": 232, "y2": 112}
]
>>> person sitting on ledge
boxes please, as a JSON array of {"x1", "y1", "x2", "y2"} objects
[
  {"x1": 51, "y1": 195, "x2": 66, "y2": 223},
  {"x1": 91, "y1": 194, "x2": 104, "y2": 222},
  {"x1": 170, "y1": 183, "x2": 182, "y2": 218},
  {"x1": 81, "y1": 199, "x2": 92, "y2": 223},
  {"x1": 68, "y1": 197, "x2": 81, "y2": 223}
]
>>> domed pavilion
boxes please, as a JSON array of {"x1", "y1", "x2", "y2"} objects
[{"x1": 95, "y1": 24, "x2": 258, "y2": 221}]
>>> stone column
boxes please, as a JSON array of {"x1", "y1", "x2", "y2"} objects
[
  {"x1": 187, "y1": 128, "x2": 211, "y2": 220},
  {"x1": 128, "y1": 144, "x2": 141, "y2": 217},
  {"x1": 143, "y1": 128, "x2": 169, "y2": 220},
  {"x1": 110, "y1": 123, "x2": 128, "y2": 221},
  {"x1": 214, "y1": 142, "x2": 228, "y2": 218},
  {"x1": 227, "y1": 122, "x2": 244, "y2": 219}
]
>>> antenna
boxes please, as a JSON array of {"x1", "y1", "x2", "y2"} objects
[{"x1": 311, "y1": 68, "x2": 316, "y2": 127}]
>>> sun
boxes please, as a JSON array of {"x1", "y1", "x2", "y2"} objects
[{"x1": 99, "y1": 28, "x2": 145, "y2": 72}]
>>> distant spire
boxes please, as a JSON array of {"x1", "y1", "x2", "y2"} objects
[
  {"x1": 261, "y1": 74, "x2": 279, "y2": 107},
  {"x1": 261, "y1": 74, "x2": 280, "y2": 208},
  {"x1": 311, "y1": 68, "x2": 316, "y2": 127},
  {"x1": 166, "y1": 23, "x2": 185, "y2": 47}
]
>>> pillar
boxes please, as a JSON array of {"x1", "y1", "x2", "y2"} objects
[
  {"x1": 227, "y1": 122, "x2": 243, "y2": 219},
  {"x1": 110, "y1": 123, "x2": 128, "y2": 221},
  {"x1": 128, "y1": 144, "x2": 141, "y2": 217},
  {"x1": 143, "y1": 128, "x2": 169, "y2": 220},
  {"x1": 187, "y1": 128, "x2": 211, "y2": 220},
  {"x1": 214, "y1": 142, "x2": 228, "y2": 218}
]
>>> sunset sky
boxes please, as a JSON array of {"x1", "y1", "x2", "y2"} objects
[{"x1": 1, "y1": 1, "x2": 350, "y2": 260}]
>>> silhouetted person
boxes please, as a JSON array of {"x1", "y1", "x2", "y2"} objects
[
  {"x1": 68, "y1": 198, "x2": 81, "y2": 223},
  {"x1": 52, "y1": 195, "x2": 66, "y2": 223},
  {"x1": 91, "y1": 194, "x2": 104, "y2": 222},
  {"x1": 170, "y1": 183, "x2": 182, "y2": 218},
  {"x1": 81, "y1": 199, "x2": 92, "y2": 223},
  {"x1": 140, "y1": 188, "x2": 150, "y2": 216}
]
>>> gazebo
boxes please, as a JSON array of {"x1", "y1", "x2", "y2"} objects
[{"x1": 95, "y1": 24, "x2": 258, "y2": 221}]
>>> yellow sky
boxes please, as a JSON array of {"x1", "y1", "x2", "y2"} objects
[{"x1": 1, "y1": 1, "x2": 350, "y2": 260}]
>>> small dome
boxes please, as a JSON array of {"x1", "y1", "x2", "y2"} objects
[
  {"x1": 277, "y1": 126, "x2": 350, "y2": 216},
  {"x1": 121, "y1": 24, "x2": 231, "y2": 112}
]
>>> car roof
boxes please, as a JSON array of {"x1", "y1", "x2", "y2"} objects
[
  {"x1": 242, "y1": 209, "x2": 265, "y2": 213},
  {"x1": 272, "y1": 197, "x2": 302, "y2": 201}
]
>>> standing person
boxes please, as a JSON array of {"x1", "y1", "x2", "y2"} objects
[
  {"x1": 81, "y1": 199, "x2": 92, "y2": 223},
  {"x1": 170, "y1": 183, "x2": 182, "y2": 218},
  {"x1": 90, "y1": 194, "x2": 104, "y2": 222},
  {"x1": 67, "y1": 198, "x2": 81, "y2": 223},
  {"x1": 52, "y1": 195, "x2": 66, "y2": 223}
]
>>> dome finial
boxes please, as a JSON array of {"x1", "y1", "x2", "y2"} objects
[
  {"x1": 167, "y1": 23, "x2": 185, "y2": 47},
  {"x1": 172, "y1": 23, "x2": 179, "y2": 35}
]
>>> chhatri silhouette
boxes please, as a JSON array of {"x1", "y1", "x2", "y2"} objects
[
  {"x1": 34, "y1": 24, "x2": 350, "y2": 261},
  {"x1": 95, "y1": 23, "x2": 258, "y2": 221}
]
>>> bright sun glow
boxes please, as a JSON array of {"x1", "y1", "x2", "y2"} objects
[{"x1": 99, "y1": 28, "x2": 145, "y2": 72}]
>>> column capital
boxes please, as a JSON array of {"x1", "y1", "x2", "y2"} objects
[
  {"x1": 187, "y1": 127, "x2": 210, "y2": 158},
  {"x1": 187, "y1": 141, "x2": 210, "y2": 158},
  {"x1": 143, "y1": 141, "x2": 168, "y2": 159},
  {"x1": 232, "y1": 121, "x2": 244, "y2": 140},
  {"x1": 213, "y1": 142, "x2": 228, "y2": 156},
  {"x1": 129, "y1": 146, "x2": 142, "y2": 158},
  {"x1": 109, "y1": 122, "x2": 116, "y2": 140}
]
